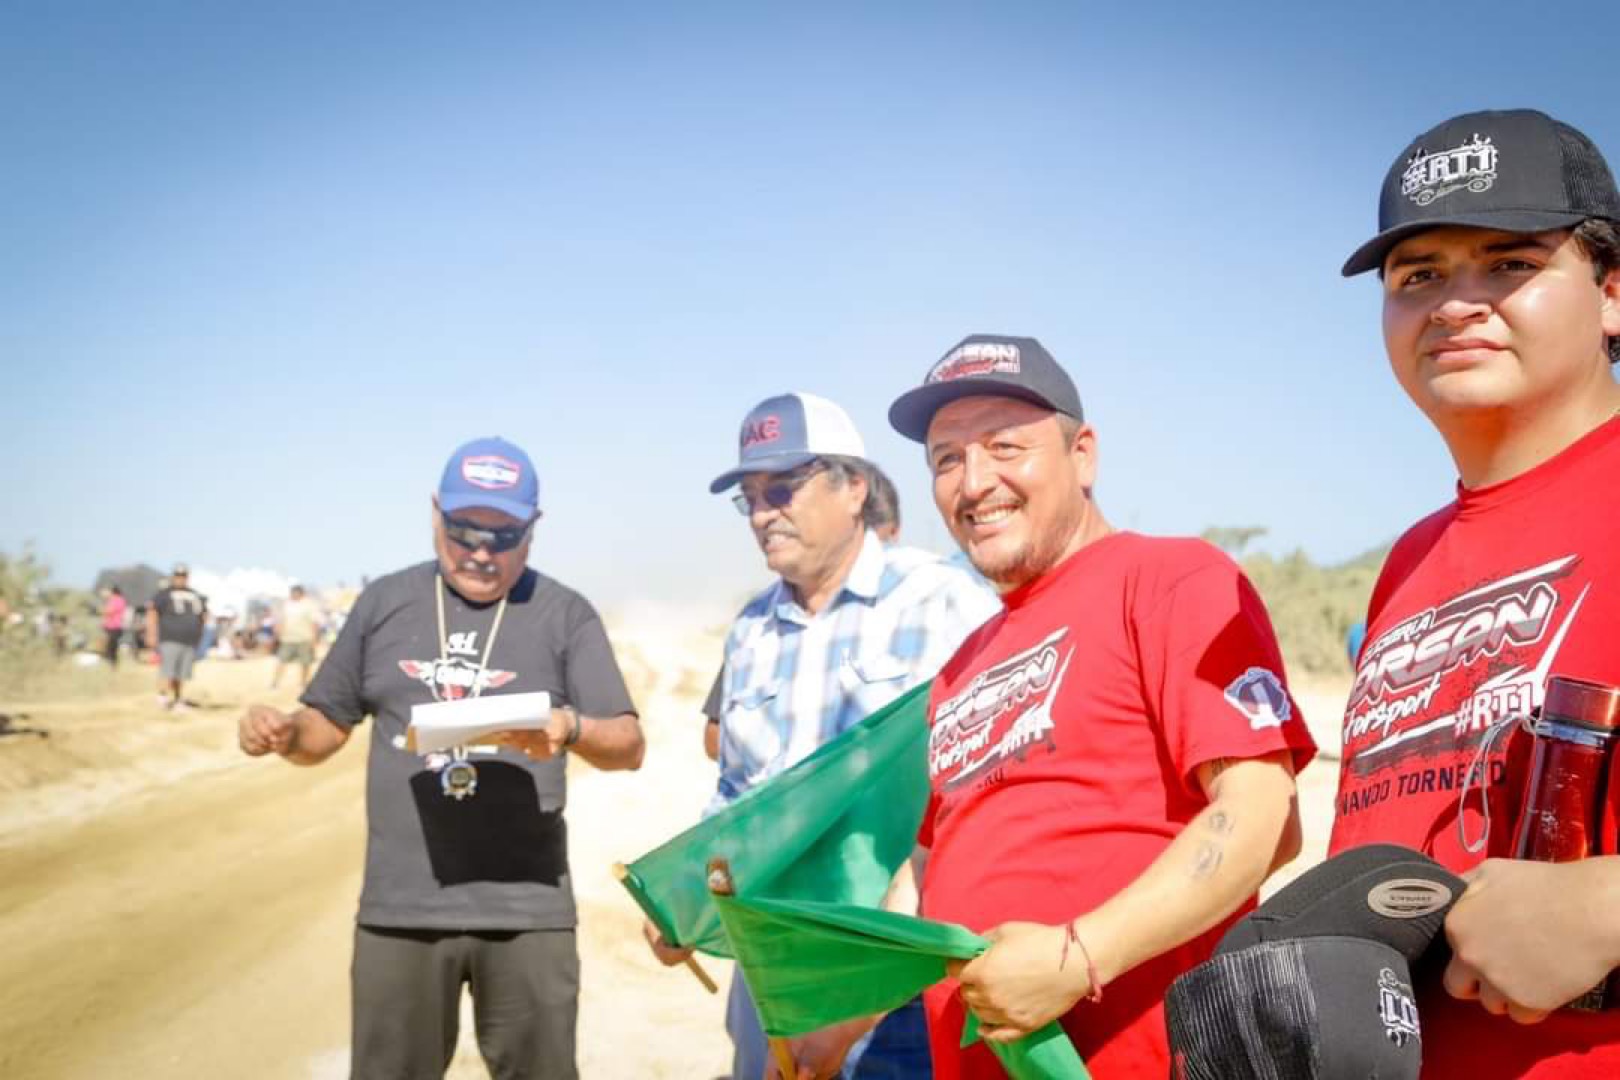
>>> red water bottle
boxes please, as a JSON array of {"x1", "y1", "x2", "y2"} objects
[{"x1": 1511, "y1": 675, "x2": 1620, "y2": 1010}]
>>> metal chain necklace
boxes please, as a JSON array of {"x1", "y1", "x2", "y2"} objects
[{"x1": 433, "y1": 572, "x2": 509, "y2": 800}]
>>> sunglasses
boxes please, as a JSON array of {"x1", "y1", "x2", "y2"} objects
[
  {"x1": 439, "y1": 511, "x2": 534, "y2": 553},
  {"x1": 731, "y1": 462, "x2": 827, "y2": 516}
]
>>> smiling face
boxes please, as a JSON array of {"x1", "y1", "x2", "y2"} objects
[
  {"x1": 432, "y1": 501, "x2": 533, "y2": 604},
  {"x1": 926, "y1": 396, "x2": 1100, "y2": 592},
  {"x1": 1380, "y1": 226, "x2": 1620, "y2": 426}
]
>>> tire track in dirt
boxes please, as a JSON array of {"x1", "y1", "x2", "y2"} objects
[{"x1": 0, "y1": 740, "x2": 365, "y2": 1079}]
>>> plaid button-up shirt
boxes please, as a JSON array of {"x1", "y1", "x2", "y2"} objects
[{"x1": 710, "y1": 530, "x2": 1000, "y2": 811}]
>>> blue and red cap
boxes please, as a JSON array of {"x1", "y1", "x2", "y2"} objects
[
  {"x1": 709, "y1": 392, "x2": 866, "y2": 493},
  {"x1": 437, "y1": 436, "x2": 540, "y2": 521}
]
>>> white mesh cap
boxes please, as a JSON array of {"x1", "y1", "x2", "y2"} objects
[{"x1": 709, "y1": 391, "x2": 866, "y2": 493}]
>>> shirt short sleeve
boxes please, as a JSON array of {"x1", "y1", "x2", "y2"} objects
[
  {"x1": 561, "y1": 597, "x2": 637, "y2": 719},
  {"x1": 1137, "y1": 557, "x2": 1316, "y2": 793},
  {"x1": 917, "y1": 788, "x2": 940, "y2": 850}
]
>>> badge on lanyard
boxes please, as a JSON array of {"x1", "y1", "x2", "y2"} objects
[
  {"x1": 440, "y1": 755, "x2": 479, "y2": 800},
  {"x1": 429, "y1": 574, "x2": 509, "y2": 802}
]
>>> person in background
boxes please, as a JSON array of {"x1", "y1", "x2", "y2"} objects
[
  {"x1": 270, "y1": 583, "x2": 324, "y2": 690},
  {"x1": 147, "y1": 565, "x2": 207, "y2": 710},
  {"x1": 100, "y1": 586, "x2": 127, "y2": 669},
  {"x1": 1345, "y1": 619, "x2": 1366, "y2": 670}
]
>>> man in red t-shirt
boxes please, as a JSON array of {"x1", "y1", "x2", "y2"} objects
[
  {"x1": 1332, "y1": 108, "x2": 1620, "y2": 1078},
  {"x1": 777, "y1": 336, "x2": 1314, "y2": 1079}
]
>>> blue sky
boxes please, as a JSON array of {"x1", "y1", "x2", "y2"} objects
[{"x1": 4, "y1": 1, "x2": 1615, "y2": 618}]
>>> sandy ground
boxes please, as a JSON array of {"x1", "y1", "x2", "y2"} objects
[{"x1": 0, "y1": 634, "x2": 1347, "y2": 1080}]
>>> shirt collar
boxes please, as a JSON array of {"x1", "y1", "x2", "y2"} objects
[{"x1": 771, "y1": 529, "x2": 884, "y2": 624}]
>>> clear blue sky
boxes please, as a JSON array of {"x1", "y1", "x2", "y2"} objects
[{"x1": 4, "y1": 1, "x2": 1615, "y2": 618}]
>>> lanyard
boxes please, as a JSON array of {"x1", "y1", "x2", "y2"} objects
[
  {"x1": 434, "y1": 572, "x2": 508, "y2": 697},
  {"x1": 431, "y1": 574, "x2": 510, "y2": 799}
]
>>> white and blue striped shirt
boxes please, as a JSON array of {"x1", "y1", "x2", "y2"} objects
[{"x1": 711, "y1": 530, "x2": 999, "y2": 812}]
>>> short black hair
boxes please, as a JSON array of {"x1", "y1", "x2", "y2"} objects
[{"x1": 1573, "y1": 218, "x2": 1620, "y2": 364}]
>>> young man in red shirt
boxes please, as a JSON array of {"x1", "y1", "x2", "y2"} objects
[
  {"x1": 1332, "y1": 108, "x2": 1620, "y2": 1077},
  {"x1": 777, "y1": 336, "x2": 1313, "y2": 1079}
]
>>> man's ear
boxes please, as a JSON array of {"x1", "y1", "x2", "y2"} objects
[
  {"x1": 847, "y1": 470, "x2": 869, "y2": 522},
  {"x1": 1069, "y1": 423, "x2": 1099, "y2": 490},
  {"x1": 1600, "y1": 266, "x2": 1620, "y2": 348}
]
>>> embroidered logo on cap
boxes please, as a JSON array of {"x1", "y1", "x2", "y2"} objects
[
  {"x1": 1402, "y1": 135, "x2": 1498, "y2": 207},
  {"x1": 1224, "y1": 667, "x2": 1292, "y2": 730},
  {"x1": 928, "y1": 342, "x2": 1022, "y2": 383},
  {"x1": 1377, "y1": 968, "x2": 1421, "y2": 1048},
  {"x1": 741, "y1": 415, "x2": 783, "y2": 449},
  {"x1": 461, "y1": 455, "x2": 521, "y2": 490}
]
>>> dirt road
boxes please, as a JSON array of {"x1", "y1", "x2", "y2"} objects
[
  {"x1": 0, "y1": 642, "x2": 1346, "y2": 1079},
  {"x1": 0, "y1": 646, "x2": 731, "y2": 1080}
]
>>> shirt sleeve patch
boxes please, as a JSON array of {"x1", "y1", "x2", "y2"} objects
[{"x1": 1224, "y1": 667, "x2": 1292, "y2": 730}]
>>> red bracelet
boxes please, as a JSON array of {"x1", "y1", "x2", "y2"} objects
[{"x1": 1059, "y1": 922, "x2": 1104, "y2": 1004}]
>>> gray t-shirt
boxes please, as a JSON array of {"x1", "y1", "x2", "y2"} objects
[{"x1": 302, "y1": 561, "x2": 636, "y2": 931}]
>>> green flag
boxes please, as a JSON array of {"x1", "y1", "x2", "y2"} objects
[
  {"x1": 619, "y1": 681, "x2": 932, "y2": 955},
  {"x1": 711, "y1": 892, "x2": 1091, "y2": 1080}
]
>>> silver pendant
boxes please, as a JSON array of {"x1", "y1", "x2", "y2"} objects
[{"x1": 440, "y1": 760, "x2": 479, "y2": 800}]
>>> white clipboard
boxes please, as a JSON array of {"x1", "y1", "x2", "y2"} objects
[{"x1": 405, "y1": 691, "x2": 552, "y2": 754}]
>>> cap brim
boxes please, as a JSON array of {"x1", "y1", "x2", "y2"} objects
[
  {"x1": 438, "y1": 492, "x2": 538, "y2": 520},
  {"x1": 887, "y1": 381, "x2": 1069, "y2": 443},
  {"x1": 708, "y1": 451, "x2": 819, "y2": 494},
  {"x1": 1341, "y1": 209, "x2": 1591, "y2": 276}
]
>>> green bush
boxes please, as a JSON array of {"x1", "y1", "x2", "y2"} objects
[
  {"x1": 0, "y1": 548, "x2": 98, "y2": 697},
  {"x1": 1201, "y1": 528, "x2": 1388, "y2": 681}
]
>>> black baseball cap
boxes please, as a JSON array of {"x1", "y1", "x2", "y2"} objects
[
  {"x1": 1342, "y1": 108, "x2": 1620, "y2": 277},
  {"x1": 1165, "y1": 844, "x2": 1464, "y2": 1080},
  {"x1": 887, "y1": 334, "x2": 1083, "y2": 444}
]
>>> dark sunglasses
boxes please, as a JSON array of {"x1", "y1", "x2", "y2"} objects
[
  {"x1": 731, "y1": 462, "x2": 826, "y2": 516},
  {"x1": 439, "y1": 511, "x2": 534, "y2": 553}
]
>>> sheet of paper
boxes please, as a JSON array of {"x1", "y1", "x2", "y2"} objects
[{"x1": 406, "y1": 691, "x2": 552, "y2": 754}]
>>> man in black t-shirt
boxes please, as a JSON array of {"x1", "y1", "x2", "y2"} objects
[
  {"x1": 147, "y1": 564, "x2": 207, "y2": 710},
  {"x1": 238, "y1": 436, "x2": 646, "y2": 1080}
]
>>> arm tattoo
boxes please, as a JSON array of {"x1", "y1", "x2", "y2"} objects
[
  {"x1": 1205, "y1": 809, "x2": 1235, "y2": 835},
  {"x1": 1192, "y1": 842, "x2": 1225, "y2": 880}
]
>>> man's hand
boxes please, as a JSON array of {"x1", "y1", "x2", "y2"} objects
[
  {"x1": 491, "y1": 708, "x2": 575, "y2": 760},
  {"x1": 1444, "y1": 857, "x2": 1620, "y2": 1023},
  {"x1": 764, "y1": 1017, "x2": 873, "y2": 1079},
  {"x1": 945, "y1": 921, "x2": 1092, "y2": 1043},
  {"x1": 239, "y1": 704, "x2": 296, "y2": 757},
  {"x1": 640, "y1": 918, "x2": 693, "y2": 967}
]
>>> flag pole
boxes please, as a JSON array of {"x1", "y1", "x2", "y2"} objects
[
  {"x1": 708, "y1": 857, "x2": 799, "y2": 1080},
  {"x1": 613, "y1": 861, "x2": 718, "y2": 994}
]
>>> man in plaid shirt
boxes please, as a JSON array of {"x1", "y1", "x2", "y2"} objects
[{"x1": 651, "y1": 390, "x2": 998, "y2": 1080}]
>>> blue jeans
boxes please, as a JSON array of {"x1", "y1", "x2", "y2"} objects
[
  {"x1": 848, "y1": 996, "x2": 932, "y2": 1079},
  {"x1": 727, "y1": 973, "x2": 931, "y2": 1079}
]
